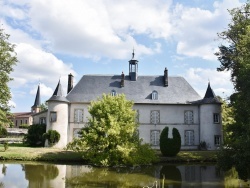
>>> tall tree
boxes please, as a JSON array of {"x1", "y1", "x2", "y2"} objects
[
  {"x1": 215, "y1": 2, "x2": 250, "y2": 180},
  {"x1": 0, "y1": 28, "x2": 17, "y2": 126},
  {"x1": 67, "y1": 94, "x2": 156, "y2": 166}
]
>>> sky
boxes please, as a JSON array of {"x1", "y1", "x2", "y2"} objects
[{"x1": 0, "y1": 0, "x2": 246, "y2": 112}]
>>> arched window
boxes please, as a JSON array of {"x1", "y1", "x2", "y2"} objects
[
  {"x1": 111, "y1": 89, "x2": 116, "y2": 96},
  {"x1": 152, "y1": 90, "x2": 158, "y2": 100}
]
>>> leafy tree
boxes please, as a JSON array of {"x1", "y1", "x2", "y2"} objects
[
  {"x1": 39, "y1": 102, "x2": 48, "y2": 111},
  {"x1": 0, "y1": 28, "x2": 18, "y2": 126},
  {"x1": 67, "y1": 94, "x2": 157, "y2": 166},
  {"x1": 24, "y1": 124, "x2": 46, "y2": 147},
  {"x1": 215, "y1": 2, "x2": 250, "y2": 180},
  {"x1": 160, "y1": 127, "x2": 181, "y2": 157}
]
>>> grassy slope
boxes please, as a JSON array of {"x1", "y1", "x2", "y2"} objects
[{"x1": 0, "y1": 144, "x2": 218, "y2": 163}]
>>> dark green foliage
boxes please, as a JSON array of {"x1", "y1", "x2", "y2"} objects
[
  {"x1": 215, "y1": 2, "x2": 250, "y2": 180},
  {"x1": 24, "y1": 124, "x2": 46, "y2": 147},
  {"x1": 160, "y1": 127, "x2": 181, "y2": 157},
  {"x1": 0, "y1": 126, "x2": 7, "y2": 138},
  {"x1": 43, "y1": 130, "x2": 60, "y2": 146}
]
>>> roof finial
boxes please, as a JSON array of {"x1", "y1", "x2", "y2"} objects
[{"x1": 132, "y1": 48, "x2": 135, "y2": 59}]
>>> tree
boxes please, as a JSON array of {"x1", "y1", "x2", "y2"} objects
[
  {"x1": 24, "y1": 124, "x2": 46, "y2": 147},
  {"x1": 39, "y1": 102, "x2": 48, "y2": 111},
  {"x1": 0, "y1": 28, "x2": 18, "y2": 126},
  {"x1": 215, "y1": 2, "x2": 250, "y2": 180},
  {"x1": 160, "y1": 127, "x2": 181, "y2": 157},
  {"x1": 67, "y1": 94, "x2": 157, "y2": 166}
]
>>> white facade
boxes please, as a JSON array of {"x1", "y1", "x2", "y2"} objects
[{"x1": 33, "y1": 59, "x2": 222, "y2": 150}]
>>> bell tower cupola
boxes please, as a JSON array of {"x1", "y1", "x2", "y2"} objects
[{"x1": 129, "y1": 49, "x2": 139, "y2": 81}]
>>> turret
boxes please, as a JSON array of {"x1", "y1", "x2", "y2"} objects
[
  {"x1": 46, "y1": 80, "x2": 69, "y2": 148},
  {"x1": 31, "y1": 84, "x2": 41, "y2": 113},
  {"x1": 199, "y1": 82, "x2": 222, "y2": 150}
]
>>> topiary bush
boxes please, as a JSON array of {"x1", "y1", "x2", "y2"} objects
[
  {"x1": 24, "y1": 124, "x2": 46, "y2": 147},
  {"x1": 160, "y1": 127, "x2": 181, "y2": 157},
  {"x1": 43, "y1": 130, "x2": 60, "y2": 146}
]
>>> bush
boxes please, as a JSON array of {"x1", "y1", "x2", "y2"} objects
[
  {"x1": 3, "y1": 142, "x2": 8, "y2": 151},
  {"x1": 0, "y1": 126, "x2": 7, "y2": 138},
  {"x1": 19, "y1": 124, "x2": 30, "y2": 129},
  {"x1": 127, "y1": 143, "x2": 158, "y2": 165},
  {"x1": 24, "y1": 124, "x2": 46, "y2": 147},
  {"x1": 160, "y1": 127, "x2": 181, "y2": 157},
  {"x1": 43, "y1": 130, "x2": 60, "y2": 146}
]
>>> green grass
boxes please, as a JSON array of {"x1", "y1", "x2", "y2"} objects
[
  {"x1": 0, "y1": 144, "x2": 218, "y2": 163},
  {"x1": 156, "y1": 150, "x2": 218, "y2": 163},
  {"x1": 0, "y1": 144, "x2": 83, "y2": 162}
]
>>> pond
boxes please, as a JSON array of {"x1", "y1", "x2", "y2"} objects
[{"x1": 0, "y1": 162, "x2": 249, "y2": 188}]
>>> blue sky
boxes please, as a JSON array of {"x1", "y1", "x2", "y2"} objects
[{"x1": 0, "y1": 0, "x2": 246, "y2": 112}]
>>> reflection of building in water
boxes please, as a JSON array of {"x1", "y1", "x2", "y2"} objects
[{"x1": 19, "y1": 164, "x2": 249, "y2": 187}]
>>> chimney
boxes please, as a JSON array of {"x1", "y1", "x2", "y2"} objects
[
  {"x1": 164, "y1": 67, "x2": 168, "y2": 87},
  {"x1": 121, "y1": 72, "x2": 125, "y2": 87},
  {"x1": 67, "y1": 73, "x2": 74, "y2": 94}
]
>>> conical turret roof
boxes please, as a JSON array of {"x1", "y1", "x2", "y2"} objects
[
  {"x1": 32, "y1": 85, "x2": 41, "y2": 108},
  {"x1": 47, "y1": 80, "x2": 69, "y2": 103}
]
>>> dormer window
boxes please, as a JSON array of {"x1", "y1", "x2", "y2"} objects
[
  {"x1": 152, "y1": 90, "x2": 158, "y2": 100},
  {"x1": 111, "y1": 90, "x2": 116, "y2": 96}
]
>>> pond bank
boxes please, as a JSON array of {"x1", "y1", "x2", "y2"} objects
[{"x1": 0, "y1": 145, "x2": 218, "y2": 163}]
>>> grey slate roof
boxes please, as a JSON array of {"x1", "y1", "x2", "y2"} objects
[
  {"x1": 192, "y1": 82, "x2": 221, "y2": 104},
  {"x1": 32, "y1": 85, "x2": 41, "y2": 108},
  {"x1": 48, "y1": 80, "x2": 69, "y2": 103},
  {"x1": 66, "y1": 75, "x2": 202, "y2": 104}
]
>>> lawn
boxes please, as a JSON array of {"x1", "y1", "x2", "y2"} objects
[
  {"x1": 0, "y1": 143, "x2": 218, "y2": 163},
  {"x1": 0, "y1": 143, "x2": 83, "y2": 162}
]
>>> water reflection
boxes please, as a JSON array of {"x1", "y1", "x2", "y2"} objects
[{"x1": 0, "y1": 163, "x2": 249, "y2": 187}]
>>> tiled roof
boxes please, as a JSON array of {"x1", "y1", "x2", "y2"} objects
[{"x1": 66, "y1": 75, "x2": 202, "y2": 104}]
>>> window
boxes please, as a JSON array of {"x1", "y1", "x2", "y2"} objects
[
  {"x1": 50, "y1": 112, "x2": 57, "y2": 122},
  {"x1": 20, "y1": 120, "x2": 22, "y2": 125},
  {"x1": 185, "y1": 130, "x2": 194, "y2": 145},
  {"x1": 39, "y1": 117, "x2": 46, "y2": 124},
  {"x1": 150, "y1": 130, "x2": 160, "y2": 146},
  {"x1": 150, "y1": 110, "x2": 160, "y2": 124},
  {"x1": 111, "y1": 90, "x2": 116, "y2": 96},
  {"x1": 213, "y1": 113, "x2": 220, "y2": 123},
  {"x1": 152, "y1": 90, "x2": 158, "y2": 100},
  {"x1": 74, "y1": 109, "x2": 84, "y2": 123},
  {"x1": 73, "y1": 129, "x2": 81, "y2": 138},
  {"x1": 184, "y1": 111, "x2": 194, "y2": 124},
  {"x1": 25, "y1": 120, "x2": 28, "y2": 124},
  {"x1": 214, "y1": 135, "x2": 221, "y2": 146}
]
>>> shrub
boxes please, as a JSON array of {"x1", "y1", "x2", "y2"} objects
[
  {"x1": 19, "y1": 124, "x2": 30, "y2": 129},
  {"x1": 0, "y1": 126, "x2": 7, "y2": 138},
  {"x1": 43, "y1": 130, "x2": 60, "y2": 146},
  {"x1": 160, "y1": 127, "x2": 181, "y2": 157},
  {"x1": 24, "y1": 124, "x2": 46, "y2": 147}
]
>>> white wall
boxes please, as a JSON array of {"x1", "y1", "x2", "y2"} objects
[
  {"x1": 200, "y1": 104, "x2": 222, "y2": 150},
  {"x1": 46, "y1": 101, "x2": 68, "y2": 148}
]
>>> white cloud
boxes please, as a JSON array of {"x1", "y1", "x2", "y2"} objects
[
  {"x1": 184, "y1": 68, "x2": 234, "y2": 97},
  {"x1": 30, "y1": 83, "x2": 53, "y2": 98},
  {"x1": 10, "y1": 43, "x2": 76, "y2": 90},
  {"x1": 172, "y1": 0, "x2": 243, "y2": 60},
  {"x1": 2, "y1": 0, "x2": 172, "y2": 60}
]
